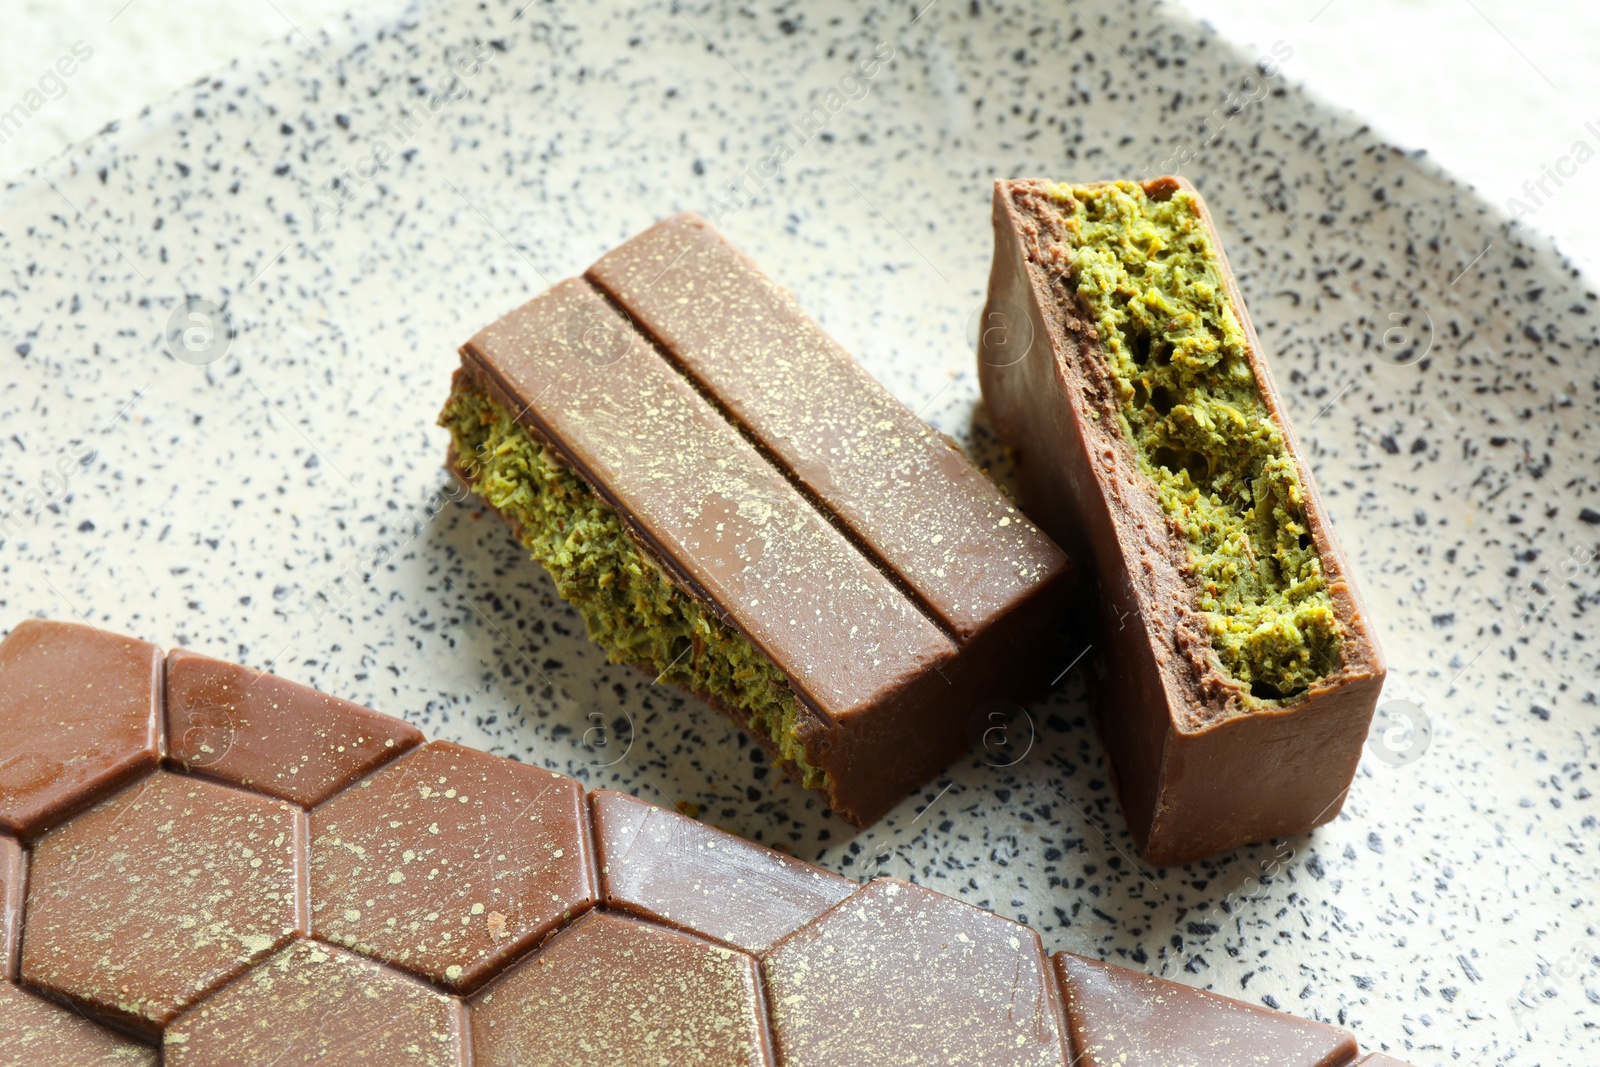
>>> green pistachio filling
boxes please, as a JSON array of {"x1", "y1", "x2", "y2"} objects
[
  {"x1": 440, "y1": 385, "x2": 825, "y2": 786},
  {"x1": 1049, "y1": 181, "x2": 1340, "y2": 699}
]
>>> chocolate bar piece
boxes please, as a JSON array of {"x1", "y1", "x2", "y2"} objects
[
  {"x1": 1056, "y1": 954, "x2": 1357, "y2": 1066},
  {"x1": 0, "y1": 619, "x2": 1416, "y2": 1066},
  {"x1": 0, "y1": 984, "x2": 157, "y2": 1066},
  {"x1": 0, "y1": 619, "x2": 162, "y2": 841},
  {"x1": 978, "y1": 178, "x2": 1387, "y2": 864},
  {"x1": 167, "y1": 939, "x2": 467, "y2": 1064},
  {"x1": 440, "y1": 216, "x2": 1071, "y2": 827},
  {"x1": 585, "y1": 213, "x2": 1059, "y2": 646},
  {"x1": 164, "y1": 647, "x2": 424, "y2": 806}
]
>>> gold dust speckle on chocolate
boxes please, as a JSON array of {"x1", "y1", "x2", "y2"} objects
[
  {"x1": 444, "y1": 215, "x2": 1073, "y2": 829},
  {"x1": 0, "y1": 619, "x2": 1413, "y2": 1066}
]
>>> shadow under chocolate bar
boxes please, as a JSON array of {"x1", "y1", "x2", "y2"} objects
[
  {"x1": 441, "y1": 213, "x2": 1073, "y2": 828},
  {"x1": 978, "y1": 176, "x2": 1387, "y2": 865},
  {"x1": 0, "y1": 618, "x2": 1415, "y2": 1066}
]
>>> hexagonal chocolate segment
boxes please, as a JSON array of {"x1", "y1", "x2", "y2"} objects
[
  {"x1": 763, "y1": 878, "x2": 1068, "y2": 1066},
  {"x1": 166, "y1": 649, "x2": 423, "y2": 807},
  {"x1": 164, "y1": 939, "x2": 467, "y2": 1066},
  {"x1": 591, "y1": 789, "x2": 854, "y2": 952},
  {"x1": 0, "y1": 983, "x2": 157, "y2": 1066},
  {"x1": 0, "y1": 619, "x2": 161, "y2": 841},
  {"x1": 309, "y1": 741, "x2": 594, "y2": 991},
  {"x1": 0, "y1": 831, "x2": 22, "y2": 980},
  {"x1": 1053, "y1": 953, "x2": 1358, "y2": 1067},
  {"x1": 470, "y1": 910, "x2": 772, "y2": 1066},
  {"x1": 21, "y1": 770, "x2": 306, "y2": 1036}
]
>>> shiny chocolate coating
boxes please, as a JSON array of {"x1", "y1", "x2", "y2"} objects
[
  {"x1": 0, "y1": 620, "x2": 1416, "y2": 1067},
  {"x1": 0, "y1": 619, "x2": 161, "y2": 842},
  {"x1": 456, "y1": 218, "x2": 1072, "y2": 828},
  {"x1": 977, "y1": 178, "x2": 1387, "y2": 864}
]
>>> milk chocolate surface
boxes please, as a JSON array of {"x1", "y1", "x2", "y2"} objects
[
  {"x1": 0, "y1": 983, "x2": 157, "y2": 1066},
  {"x1": 0, "y1": 619, "x2": 1416, "y2": 1066},
  {"x1": 1055, "y1": 953, "x2": 1358, "y2": 1067},
  {"x1": 308, "y1": 740, "x2": 594, "y2": 992},
  {"x1": 471, "y1": 910, "x2": 772, "y2": 1067},
  {"x1": 977, "y1": 177, "x2": 1387, "y2": 864},
  {"x1": 763, "y1": 878, "x2": 1066, "y2": 1066},
  {"x1": 166, "y1": 648, "x2": 423, "y2": 806},
  {"x1": 163, "y1": 940, "x2": 466, "y2": 1066},
  {"x1": 455, "y1": 224, "x2": 1071, "y2": 827},
  {"x1": 462, "y1": 278, "x2": 953, "y2": 727},
  {"x1": 587, "y1": 213, "x2": 1069, "y2": 640},
  {"x1": 591, "y1": 787, "x2": 854, "y2": 953},
  {"x1": 21, "y1": 770, "x2": 306, "y2": 1036},
  {"x1": 0, "y1": 619, "x2": 162, "y2": 841}
]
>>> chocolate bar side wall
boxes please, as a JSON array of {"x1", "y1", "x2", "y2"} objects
[
  {"x1": 977, "y1": 177, "x2": 1386, "y2": 865},
  {"x1": 0, "y1": 619, "x2": 1417, "y2": 1067},
  {"x1": 455, "y1": 282, "x2": 977, "y2": 828},
  {"x1": 0, "y1": 833, "x2": 22, "y2": 981}
]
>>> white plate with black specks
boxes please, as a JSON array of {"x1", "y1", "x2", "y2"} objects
[{"x1": 1, "y1": 1, "x2": 1593, "y2": 1062}]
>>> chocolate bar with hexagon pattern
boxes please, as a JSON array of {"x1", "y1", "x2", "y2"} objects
[
  {"x1": 977, "y1": 177, "x2": 1388, "y2": 865},
  {"x1": 0, "y1": 618, "x2": 1416, "y2": 1065},
  {"x1": 440, "y1": 215, "x2": 1073, "y2": 828}
]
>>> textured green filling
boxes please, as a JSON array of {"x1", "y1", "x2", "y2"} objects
[
  {"x1": 1050, "y1": 181, "x2": 1340, "y2": 699},
  {"x1": 440, "y1": 386, "x2": 825, "y2": 787}
]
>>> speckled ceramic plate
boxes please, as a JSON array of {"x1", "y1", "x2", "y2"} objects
[{"x1": 1, "y1": 1, "x2": 1592, "y2": 1062}]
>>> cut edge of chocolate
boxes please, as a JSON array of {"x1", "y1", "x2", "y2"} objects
[
  {"x1": 978, "y1": 176, "x2": 1387, "y2": 863},
  {"x1": 1004, "y1": 177, "x2": 1385, "y2": 722}
]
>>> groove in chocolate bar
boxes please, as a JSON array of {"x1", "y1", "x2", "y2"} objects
[
  {"x1": 581, "y1": 278, "x2": 963, "y2": 646},
  {"x1": 439, "y1": 376, "x2": 826, "y2": 791}
]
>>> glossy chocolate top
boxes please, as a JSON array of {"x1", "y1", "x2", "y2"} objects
[
  {"x1": 587, "y1": 213, "x2": 1070, "y2": 640},
  {"x1": 0, "y1": 619, "x2": 162, "y2": 841},
  {"x1": 166, "y1": 648, "x2": 423, "y2": 806},
  {"x1": 1055, "y1": 953, "x2": 1358, "y2": 1067},
  {"x1": 592, "y1": 788, "x2": 854, "y2": 953},
  {"x1": 308, "y1": 740, "x2": 595, "y2": 992},
  {"x1": 765, "y1": 878, "x2": 1067, "y2": 1065},
  {"x1": 0, "y1": 620, "x2": 1414, "y2": 1067},
  {"x1": 163, "y1": 940, "x2": 467, "y2": 1066},
  {"x1": 462, "y1": 278, "x2": 955, "y2": 723},
  {"x1": 0, "y1": 983, "x2": 157, "y2": 1066},
  {"x1": 471, "y1": 910, "x2": 773, "y2": 1066},
  {"x1": 21, "y1": 770, "x2": 306, "y2": 1036}
]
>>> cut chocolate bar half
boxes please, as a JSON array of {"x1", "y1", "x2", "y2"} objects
[
  {"x1": 440, "y1": 215, "x2": 1072, "y2": 827},
  {"x1": 978, "y1": 177, "x2": 1386, "y2": 864}
]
